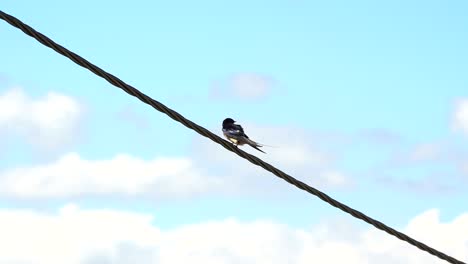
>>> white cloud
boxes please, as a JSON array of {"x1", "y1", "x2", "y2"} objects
[
  {"x1": 0, "y1": 205, "x2": 466, "y2": 264},
  {"x1": 0, "y1": 152, "x2": 221, "y2": 198},
  {"x1": 230, "y1": 73, "x2": 272, "y2": 99},
  {"x1": 453, "y1": 98, "x2": 468, "y2": 135},
  {"x1": 0, "y1": 204, "x2": 160, "y2": 264},
  {"x1": 387, "y1": 141, "x2": 453, "y2": 167},
  {"x1": 210, "y1": 73, "x2": 274, "y2": 101},
  {"x1": 192, "y1": 123, "x2": 352, "y2": 192},
  {"x1": 0, "y1": 121, "x2": 351, "y2": 199},
  {"x1": 0, "y1": 87, "x2": 83, "y2": 151},
  {"x1": 408, "y1": 143, "x2": 441, "y2": 162},
  {"x1": 376, "y1": 174, "x2": 457, "y2": 195},
  {"x1": 377, "y1": 139, "x2": 468, "y2": 192}
]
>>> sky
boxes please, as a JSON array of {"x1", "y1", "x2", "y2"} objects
[{"x1": 0, "y1": 0, "x2": 467, "y2": 263}]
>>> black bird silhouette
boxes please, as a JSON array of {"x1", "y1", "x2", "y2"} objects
[{"x1": 222, "y1": 118, "x2": 265, "y2": 153}]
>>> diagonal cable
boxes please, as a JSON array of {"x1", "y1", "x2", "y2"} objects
[{"x1": 0, "y1": 10, "x2": 465, "y2": 264}]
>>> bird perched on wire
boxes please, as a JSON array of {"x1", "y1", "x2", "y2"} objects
[{"x1": 222, "y1": 118, "x2": 266, "y2": 153}]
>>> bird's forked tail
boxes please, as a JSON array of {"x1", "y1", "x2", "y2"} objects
[{"x1": 245, "y1": 138, "x2": 266, "y2": 153}]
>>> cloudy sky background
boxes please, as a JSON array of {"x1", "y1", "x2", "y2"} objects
[{"x1": 1, "y1": 1, "x2": 467, "y2": 263}]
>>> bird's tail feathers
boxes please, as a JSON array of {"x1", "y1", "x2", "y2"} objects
[
  {"x1": 251, "y1": 144, "x2": 266, "y2": 153},
  {"x1": 245, "y1": 138, "x2": 267, "y2": 153},
  {"x1": 257, "y1": 143, "x2": 278, "y2": 148},
  {"x1": 253, "y1": 140, "x2": 278, "y2": 148}
]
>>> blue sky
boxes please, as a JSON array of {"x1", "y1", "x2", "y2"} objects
[{"x1": 1, "y1": 1, "x2": 468, "y2": 263}]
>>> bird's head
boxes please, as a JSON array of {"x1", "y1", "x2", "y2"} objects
[{"x1": 222, "y1": 118, "x2": 236, "y2": 128}]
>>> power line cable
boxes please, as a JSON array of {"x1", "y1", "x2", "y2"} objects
[{"x1": 0, "y1": 10, "x2": 464, "y2": 264}]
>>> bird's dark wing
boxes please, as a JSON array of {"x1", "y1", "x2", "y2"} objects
[
  {"x1": 233, "y1": 124, "x2": 249, "y2": 138},
  {"x1": 223, "y1": 124, "x2": 247, "y2": 138}
]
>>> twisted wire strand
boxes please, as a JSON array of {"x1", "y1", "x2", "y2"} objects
[{"x1": 0, "y1": 10, "x2": 464, "y2": 264}]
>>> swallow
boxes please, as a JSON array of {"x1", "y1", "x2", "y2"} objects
[{"x1": 222, "y1": 118, "x2": 266, "y2": 153}]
